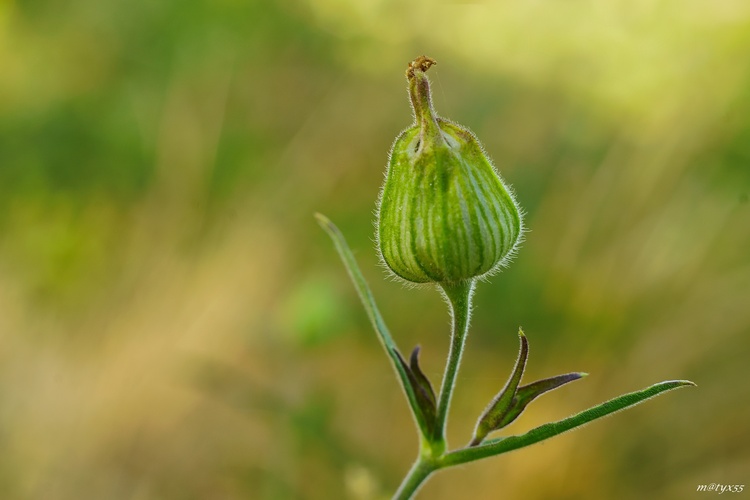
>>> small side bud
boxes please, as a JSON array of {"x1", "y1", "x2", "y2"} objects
[
  {"x1": 377, "y1": 56, "x2": 523, "y2": 285},
  {"x1": 470, "y1": 331, "x2": 586, "y2": 446}
]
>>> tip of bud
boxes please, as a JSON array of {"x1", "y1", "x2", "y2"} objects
[
  {"x1": 406, "y1": 56, "x2": 442, "y2": 147},
  {"x1": 406, "y1": 56, "x2": 437, "y2": 79}
]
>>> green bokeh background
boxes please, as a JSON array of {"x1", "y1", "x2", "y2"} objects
[{"x1": 1, "y1": 1, "x2": 749, "y2": 498}]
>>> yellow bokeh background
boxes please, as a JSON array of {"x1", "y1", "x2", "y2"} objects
[{"x1": 1, "y1": 0, "x2": 749, "y2": 498}]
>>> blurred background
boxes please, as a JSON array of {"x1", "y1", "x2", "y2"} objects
[{"x1": 1, "y1": 0, "x2": 749, "y2": 498}]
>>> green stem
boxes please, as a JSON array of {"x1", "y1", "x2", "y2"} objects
[
  {"x1": 393, "y1": 455, "x2": 435, "y2": 500},
  {"x1": 432, "y1": 280, "x2": 475, "y2": 451},
  {"x1": 318, "y1": 214, "x2": 695, "y2": 499}
]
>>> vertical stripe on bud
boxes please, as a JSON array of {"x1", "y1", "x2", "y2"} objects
[{"x1": 377, "y1": 56, "x2": 523, "y2": 285}]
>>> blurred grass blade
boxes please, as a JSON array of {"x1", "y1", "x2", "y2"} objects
[
  {"x1": 315, "y1": 213, "x2": 432, "y2": 437},
  {"x1": 444, "y1": 380, "x2": 696, "y2": 466}
]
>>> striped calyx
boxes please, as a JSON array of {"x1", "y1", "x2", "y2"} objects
[{"x1": 377, "y1": 56, "x2": 522, "y2": 284}]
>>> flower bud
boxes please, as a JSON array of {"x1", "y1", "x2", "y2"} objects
[{"x1": 376, "y1": 56, "x2": 523, "y2": 284}]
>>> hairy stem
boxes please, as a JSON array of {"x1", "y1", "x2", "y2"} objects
[
  {"x1": 393, "y1": 455, "x2": 435, "y2": 500},
  {"x1": 432, "y1": 280, "x2": 475, "y2": 451}
]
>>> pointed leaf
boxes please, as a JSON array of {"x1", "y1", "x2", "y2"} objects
[
  {"x1": 394, "y1": 349, "x2": 436, "y2": 436},
  {"x1": 517, "y1": 372, "x2": 588, "y2": 404},
  {"x1": 410, "y1": 346, "x2": 437, "y2": 409},
  {"x1": 443, "y1": 380, "x2": 696, "y2": 466},
  {"x1": 472, "y1": 330, "x2": 528, "y2": 444},
  {"x1": 490, "y1": 372, "x2": 588, "y2": 434},
  {"x1": 315, "y1": 213, "x2": 430, "y2": 437}
]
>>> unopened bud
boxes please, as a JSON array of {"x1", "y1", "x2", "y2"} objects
[{"x1": 377, "y1": 56, "x2": 523, "y2": 284}]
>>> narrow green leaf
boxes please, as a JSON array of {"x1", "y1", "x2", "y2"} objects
[
  {"x1": 315, "y1": 214, "x2": 395, "y2": 349},
  {"x1": 315, "y1": 213, "x2": 430, "y2": 437},
  {"x1": 443, "y1": 380, "x2": 696, "y2": 467},
  {"x1": 471, "y1": 329, "x2": 529, "y2": 444}
]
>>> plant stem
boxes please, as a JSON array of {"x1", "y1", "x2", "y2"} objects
[
  {"x1": 393, "y1": 455, "x2": 436, "y2": 500},
  {"x1": 432, "y1": 280, "x2": 475, "y2": 451},
  {"x1": 318, "y1": 214, "x2": 695, "y2": 499},
  {"x1": 393, "y1": 280, "x2": 475, "y2": 498}
]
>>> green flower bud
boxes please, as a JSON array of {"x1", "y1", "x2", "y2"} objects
[{"x1": 377, "y1": 56, "x2": 523, "y2": 284}]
